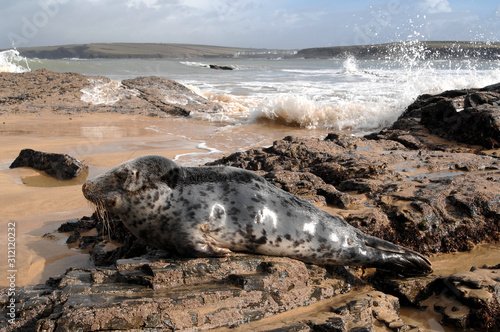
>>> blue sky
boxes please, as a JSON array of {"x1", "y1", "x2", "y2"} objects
[{"x1": 1, "y1": 0, "x2": 499, "y2": 49}]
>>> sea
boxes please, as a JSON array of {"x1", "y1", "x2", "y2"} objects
[{"x1": 2, "y1": 46, "x2": 500, "y2": 135}]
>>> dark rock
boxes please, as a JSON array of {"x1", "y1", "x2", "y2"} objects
[
  {"x1": 370, "y1": 273, "x2": 436, "y2": 306},
  {"x1": 388, "y1": 84, "x2": 500, "y2": 149},
  {"x1": 209, "y1": 64, "x2": 233, "y2": 70},
  {"x1": 58, "y1": 216, "x2": 96, "y2": 232},
  {"x1": 371, "y1": 265, "x2": 500, "y2": 330},
  {"x1": 78, "y1": 235, "x2": 103, "y2": 249},
  {"x1": 305, "y1": 291, "x2": 409, "y2": 332},
  {"x1": 66, "y1": 230, "x2": 80, "y2": 244},
  {"x1": 9, "y1": 148, "x2": 88, "y2": 180}
]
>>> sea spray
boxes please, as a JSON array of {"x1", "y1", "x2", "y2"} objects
[
  {"x1": 80, "y1": 78, "x2": 139, "y2": 105},
  {"x1": 0, "y1": 49, "x2": 30, "y2": 73}
]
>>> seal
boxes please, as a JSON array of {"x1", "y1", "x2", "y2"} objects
[{"x1": 82, "y1": 155, "x2": 432, "y2": 276}]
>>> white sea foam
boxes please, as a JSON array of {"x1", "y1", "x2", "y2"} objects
[
  {"x1": 80, "y1": 78, "x2": 139, "y2": 105},
  {"x1": 0, "y1": 49, "x2": 31, "y2": 73},
  {"x1": 250, "y1": 94, "x2": 400, "y2": 131},
  {"x1": 173, "y1": 142, "x2": 223, "y2": 166},
  {"x1": 196, "y1": 142, "x2": 222, "y2": 153},
  {"x1": 180, "y1": 61, "x2": 210, "y2": 68}
]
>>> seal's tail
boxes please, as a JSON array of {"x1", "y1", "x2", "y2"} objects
[{"x1": 363, "y1": 234, "x2": 432, "y2": 276}]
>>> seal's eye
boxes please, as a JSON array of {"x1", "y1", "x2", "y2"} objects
[{"x1": 115, "y1": 169, "x2": 128, "y2": 182}]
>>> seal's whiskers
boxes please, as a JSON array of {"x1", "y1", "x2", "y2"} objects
[{"x1": 89, "y1": 201, "x2": 114, "y2": 239}]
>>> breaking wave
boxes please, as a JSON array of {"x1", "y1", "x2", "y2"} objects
[
  {"x1": 247, "y1": 64, "x2": 500, "y2": 131},
  {"x1": 0, "y1": 49, "x2": 31, "y2": 73}
]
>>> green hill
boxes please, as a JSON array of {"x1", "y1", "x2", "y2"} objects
[
  {"x1": 9, "y1": 41, "x2": 500, "y2": 60},
  {"x1": 15, "y1": 43, "x2": 268, "y2": 59}
]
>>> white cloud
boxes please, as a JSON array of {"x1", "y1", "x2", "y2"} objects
[
  {"x1": 419, "y1": 0, "x2": 452, "y2": 14},
  {"x1": 126, "y1": 0, "x2": 158, "y2": 9}
]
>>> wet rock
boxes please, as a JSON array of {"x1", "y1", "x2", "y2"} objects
[
  {"x1": 58, "y1": 216, "x2": 96, "y2": 232},
  {"x1": 382, "y1": 82, "x2": 500, "y2": 149},
  {"x1": 305, "y1": 291, "x2": 413, "y2": 332},
  {"x1": 9, "y1": 148, "x2": 88, "y2": 180},
  {"x1": 58, "y1": 212, "x2": 158, "y2": 266},
  {"x1": 0, "y1": 255, "x2": 353, "y2": 331},
  {"x1": 371, "y1": 265, "x2": 500, "y2": 331},
  {"x1": 370, "y1": 274, "x2": 436, "y2": 306},
  {"x1": 65, "y1": 230, "x2": 80, "y2": 244},
  {"x1": 121, "y1": 76, "x2": 222, "y2": 116},
  {"x1": 441, "y1": 266, "x2": 500, "y2": 330}
]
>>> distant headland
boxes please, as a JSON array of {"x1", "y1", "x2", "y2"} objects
[{"x1": 5, "y1": 41, "x2": 500, "y2": 60}]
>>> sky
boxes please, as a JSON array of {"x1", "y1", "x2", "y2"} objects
[{"x1": 1, "y1": 0, "x2": 499, "y2": 50}]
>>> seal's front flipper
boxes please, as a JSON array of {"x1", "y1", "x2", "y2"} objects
[{"x1": 176, "y1": 238, "x2": 232, "y2": 258}]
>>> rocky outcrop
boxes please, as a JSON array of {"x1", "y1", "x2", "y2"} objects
[
  {"x1": 209, "y1": 64, "x2": 233, "y2": 70},
  {"x1": 3, "y1": 211, "x2": 499, "y2": 331},
  {"x1": 0, "y1": 251, "x2": 358, "y2": 331},
  {"x1": 373, "y1": 82, "x2": 500, "y2": 149},
  {"x1": 0, "y1": 69, "x2": 222, "y2": 117},
  {"x1": 208, "y1": 134, "x2": 500, "y2": 255},
  {"x1": 3, "y1": 77, "x2": 500, "y2": 330},
  {"x1": 121, "y1": 76, "x2": 222, "y2": 116},
  {"x1": 9, "y1": 149, "x2": 88, "y2": 180},
  {"x1": 371, "y1": 265, "x2": 500, "y2": 330}
]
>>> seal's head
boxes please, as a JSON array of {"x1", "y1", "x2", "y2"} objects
[{"x1": 82, "y1": 155, "x2": 180, "y2": 215}]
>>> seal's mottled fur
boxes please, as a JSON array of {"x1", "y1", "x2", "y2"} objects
[{"x1": 83, "y1": 155, "x2": 432, "y2": 276}]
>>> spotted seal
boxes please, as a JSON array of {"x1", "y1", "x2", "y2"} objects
[{"x1": 82, "y1": 155, "x2": 432, "y2": 276}]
